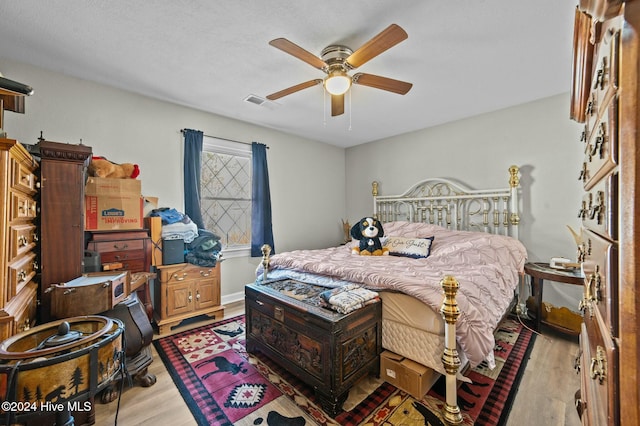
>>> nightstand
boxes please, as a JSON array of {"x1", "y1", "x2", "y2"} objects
[{"x1": 523, "y1": 262, "x2": 584, "y2": 335}]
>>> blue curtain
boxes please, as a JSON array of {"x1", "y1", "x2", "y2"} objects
[
  {"x1": 251, "y1": 142, "x2": 275, "y2": 256},
  {"x1": 183, "y1": 129, "x2": 205, "y2": 230}
]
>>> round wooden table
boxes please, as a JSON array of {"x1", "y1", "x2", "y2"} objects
[{"x1": 523, "y1": 262, "x2": 584, "y2": 335}]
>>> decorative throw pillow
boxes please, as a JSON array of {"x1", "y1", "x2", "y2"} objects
[{"x1": 385, "y1": 236, "x2": 435, "y2": 259}]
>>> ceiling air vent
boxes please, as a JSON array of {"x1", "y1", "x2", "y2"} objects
[{"x1": 244, "y1": 94, "x2": 267, "y2": 106}]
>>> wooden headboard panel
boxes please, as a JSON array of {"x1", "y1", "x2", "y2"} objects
[{"x1": 373, "y1": 165, "x2": 521, "y2": 238}]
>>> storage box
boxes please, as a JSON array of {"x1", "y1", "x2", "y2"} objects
[
  {"x1": 85, "y1": 177, "x2": 143, "y2": 230},
  {"x1": 380, "y1": 350, "x2": 440, "y2": 399},
  {"x1": 143, "y1": 196, "x2": 159, "y2": 217},
  {"x1": 49, "y1": 271, "x2": 130, "y2": 318}
]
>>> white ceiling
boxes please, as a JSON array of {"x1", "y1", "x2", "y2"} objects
[{"x1": 0, "y1": 1, "x2": 576, "y2": 148}]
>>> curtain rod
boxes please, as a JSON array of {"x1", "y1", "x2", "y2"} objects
[{"x1": 180, "y1": 129, "x2": 268, "y2": 149}]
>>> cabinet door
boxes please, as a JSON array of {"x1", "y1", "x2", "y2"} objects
[
  {"x1": 165, "y1": 281, "x2": 195, "y2": 317},
  {"x1": 194, "y1": 279, "x2": 219, "y2": 310}
]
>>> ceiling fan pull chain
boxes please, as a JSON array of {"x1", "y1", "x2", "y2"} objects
[
  {"x1": 348, "y1": 89, "x2": 352, "y2": 131},
  {"x1": 323, "y1": 87, "x2": 327, "y2": 126}
]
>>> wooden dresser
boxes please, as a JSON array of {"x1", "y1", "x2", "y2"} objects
[
  {"x1": 36, "y1": 139, "x2": 92, "y2": 323},
  {"x1": 153, "y1": 262, "x2": 224, "y2": 334},
  {"x1": 0, "y1": 139, "x2": 38, "y2": 340},
  {"x1": 570, "y1": 2, "x2": 640, "y2": 425},
  {"x1": 86, "y1": 230, "x2": 153, "y2": 315}
]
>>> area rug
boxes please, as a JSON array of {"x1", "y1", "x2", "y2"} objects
[{"x1": 153, "y1": 315, "x2": 535, "y2": 426}]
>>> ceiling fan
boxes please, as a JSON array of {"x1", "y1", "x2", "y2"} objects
[{"x1": 266, "y1": 24, "x2": 413, "y2": 117}]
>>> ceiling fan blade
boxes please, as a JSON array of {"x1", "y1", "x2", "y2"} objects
[
  {"x1": 266, "y1": 79, "x2": 323, "y2": 101},
  {"x1": 269, "y1": 38, "x2": 328, "y2": 70},
  {"x1": 352, "y1": 73, "x2": 413, "y2": 95},
  {"x1": 331, "y1": 94, "x2": 344, "y2": 116},
  {"x1": 345, "y1": 24, "x2": 408, "y2": 69}
]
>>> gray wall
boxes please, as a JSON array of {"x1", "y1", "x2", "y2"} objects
[
  {"x1": 346, "y1": 94, "x2": 585, "y2": 306},
  {"x1": 3, "y1": 59, "x2": 583, "y2": 308},
  {"x1": 2, "y1": 59, "x2": 346, "y2": 303}
]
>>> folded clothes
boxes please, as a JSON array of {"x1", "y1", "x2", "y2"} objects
[
  {"x1": 150, "y1": 207, "x2": 186, "y2": 224},
  {"x1": 162, "y1": 219, "x2": 198, "y2": 243},
  {"x1": 319, "y1": 284, "x2": 379, "y2": 314}
]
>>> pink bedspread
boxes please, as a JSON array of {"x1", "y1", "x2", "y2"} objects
[{"x1": 259, "y1": 221, "x2": 527, "y2": 367}]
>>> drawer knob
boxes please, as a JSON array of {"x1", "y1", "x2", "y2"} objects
[
  {"x1": 188, "y1": 292, "x2": 193, "y2": 303},
  {"x1": 578, "y1": 297, "x2": 593, "y2": 318},
  {"x1": 113, "y1": 243, "x2": 129, "y2": 250},
  {"x1": 578, "y1": 163, "x2": 588, "y2": 182},
  {"x1": 589, "y1": 346, "x2": 606, "y2": 384},
  {"x1": 274, "y1": 306, "x2": 284, "y2": 322},
  {"x1": 577, "y1": 200, "x2": 588, "y2": 219},
  {"x1": 588, "y1": 265, "x2": 603, "y2": 303},
  {"x1": 17, "y1": 235, "x2": 28, "y2": 247},
  {"x1": 593, "y1": 57, "x2": 608, "y2": 90},
  {"x1": 589, "y1": 123, "x2": 606, "y2": 160},
  {"x1": 200, "y1": 269, "x2": 212, "y2": 277}
]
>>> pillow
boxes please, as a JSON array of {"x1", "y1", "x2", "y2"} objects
[{"x1": 385, "y1": 236, "x2": 435, "y2": 259}]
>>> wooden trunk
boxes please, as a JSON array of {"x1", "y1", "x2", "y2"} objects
[{"x1": 245, "y1": 280, "x2": 382, "y2": 416}]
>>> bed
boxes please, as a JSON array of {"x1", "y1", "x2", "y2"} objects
[{"x1": 256, "y1": 166, "x2": 526, "y2": 423}]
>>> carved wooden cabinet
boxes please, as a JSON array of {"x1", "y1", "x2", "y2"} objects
[
  {"x1": 153, "y1": 262, "x2": 224, "y2": 335},
  {"x1": 36, "y1": 139, "x2": 92, "y2": 323},
  {"x1": 570, "y1": 3, "x2": 640, "y2": 425},
  {"x1": 0, "y1": 139, "x2": 38, "y2": 340},
  {"x1": 245, "y1": 280, "x2": 381, "y2": 416}
]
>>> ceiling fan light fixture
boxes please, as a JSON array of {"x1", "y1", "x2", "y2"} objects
[{"x1": 324, "y1": 71, "x2": 351, "y2": 96}]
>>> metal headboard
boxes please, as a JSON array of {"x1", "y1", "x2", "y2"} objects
[{"x1": 373, "y1": 165, "x2": 521, "y2": 239}]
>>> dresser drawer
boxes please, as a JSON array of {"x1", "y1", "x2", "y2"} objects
[
  {"x1": 9, "y1": 192, "x2": 36, "y2": 221},
  {"x1": 590, "y1": 24, "x2": 619, "y2": 118},
  {"x1": 8, "y1": 224, "x2": 37, "y2": 262},
  {"x1": 580, "y1": 100, "x2": 618, "y2": 191},
  {"x1": 7, "y1": 252, "x2": 37, "y2": 302},
  {"x1": 157, "y1": 263, "x2": 218, "y2": 283},
  {"x1": 13, "y1": 283, "x2": 38, "y2": 335},
  {"x1": 10, "y1": 158, "x2": 37, "y2": 195},
  {"x1": 579, "y1": 173, "x2": 618, "y2": 241},
  {"x1": 582, "y1": 229, "x2": 618, "y2": 336},
  {"x1": 99, "y1": 249, "x2": 146, "y2": 263},
  {"x1": 89, "y1": 238, "x2": 146, "y2": 254},
  {"x1": 579, "y1": 312, "x2": 618, "y2": 426}
]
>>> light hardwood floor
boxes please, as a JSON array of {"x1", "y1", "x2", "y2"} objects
[{"x1": 93, "y1": 302, "x2": 582, "y2": 426}]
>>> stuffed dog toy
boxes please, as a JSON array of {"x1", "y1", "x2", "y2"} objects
[{"x1": 350, "y1": 217, "x2": 389, "y2": 256}]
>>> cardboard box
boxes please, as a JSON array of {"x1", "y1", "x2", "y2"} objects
[
  {"x1": 143, "y1": 196, "x2": 159, "y2": 217},
  {"x1": 85, "y1": 177, "x2": 143, "y2": 230},
  {"x1": 380, "y1": 350, "x2": 440, "y2": 399}
]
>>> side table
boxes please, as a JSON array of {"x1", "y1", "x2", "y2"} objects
[{"x1": 523, "y1": 262, "x2": 584, "y2": 335}]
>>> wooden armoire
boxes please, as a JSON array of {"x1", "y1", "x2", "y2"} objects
[
  {"x1": 36, "y1": 139, "x2": 92, "y2": 323},
  {"x1": 570, "y1": 2, "x2": 640, "y2": 425}
]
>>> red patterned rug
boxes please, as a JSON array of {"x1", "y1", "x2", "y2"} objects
[{"x1": 153, "y1": 315, "x2": 535, "y2": 426}]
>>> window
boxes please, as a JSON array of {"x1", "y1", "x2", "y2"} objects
[{"x1": 200, "y1": 136, "x2": 252, "y2": 257}]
